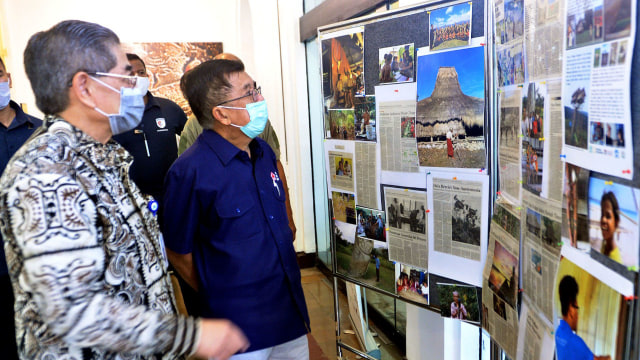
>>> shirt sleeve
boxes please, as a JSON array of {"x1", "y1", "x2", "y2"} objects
[
  {"x1": 3, "y1": 174, "x2": 199, "y2": 357},
  {"x1": 162, "y1": 163, "x2": 199, "y2": 255},
  {"x1": 178, "y1": 116, "x2": 202, "y2": 156}
]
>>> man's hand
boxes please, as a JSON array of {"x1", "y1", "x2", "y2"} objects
[{"x1": 194, "y1": 319, "x2": 249, "y2": 360}]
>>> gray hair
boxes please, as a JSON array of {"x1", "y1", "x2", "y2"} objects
[{"x1": 23, "y1": 20, "x2": 120, "y2": 115}]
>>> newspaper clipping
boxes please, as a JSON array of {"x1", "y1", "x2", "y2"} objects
[
  {"x1": 498, "y1": 88, "x2": 523, "y2": 204},
  {"x1": 384, "y1": 186, "x2": 428, "y2": 269},
  {"x1": 516, "y1": 296, "x2": 555, "y2": 360},
  {"x1": 482, "y1": 222, "x2": 520, "y2": 358},
  {"x1": 523, "y1": 0, "x2": 564, "y2": 80},
  {"x1": 376, "y1": 89, "x2": 420, "y2": 173},
  {"x1": 355, "y1": 142, "x2": 378, "y2": 209},
  {"x1": 432, "y1": 177, "x2": 483, "y2": 261},
  {"x1": 328, "y1": 150, "x2": 355, "y2": 192},
  {"x1": 521, "y1": 192, "x2": 562, "y2": 321}
]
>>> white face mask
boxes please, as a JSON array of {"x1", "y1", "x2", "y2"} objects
[
  {"x1": 0, "y1": 80, "x2": 10, "y2": 109},
  {"x1": 136, "y1": 76, "x2": 150, "y2": 95}
]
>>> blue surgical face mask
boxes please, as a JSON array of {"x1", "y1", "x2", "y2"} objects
[
  {"x1": 218, "y1": 100, "x2": 269, "y2": 139},
  {"x1": 91, "y1": 76, "x2": 146, "y2": 136},
  {"x1": 0, "y1": 80, "x2": 10, "y2": 109}
]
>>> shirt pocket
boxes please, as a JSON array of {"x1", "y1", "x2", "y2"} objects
[{"x1": 214, "y1": 197, "x2": 262, "y2": 243}]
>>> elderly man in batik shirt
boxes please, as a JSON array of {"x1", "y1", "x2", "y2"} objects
[{"x1": 0, "y1": 20, "x2": 247, "y2": 360}]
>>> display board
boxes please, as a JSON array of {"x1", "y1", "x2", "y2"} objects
[{"x1": 314, "y1": 0, "x2": 639, "y2": 358}]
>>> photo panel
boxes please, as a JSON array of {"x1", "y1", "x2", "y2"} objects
[
  {"x1": 378, "y1": 43, "x2": 414, "y2": 84},
  {"x1": 354, "y1": 95, "x2": 377, "y2": 141},
  {"x1": 588, "y1": 178, "x2": 640, "y2": 270},
  {"x1": 553, "y1": 256, "x2": 631, "y2": 360},
  {"x1": 437, "y1": 283, "x2": 480, "y2": 324},
  {"x1": 397, "y1": 264, "x2": 429, "y2": 305},
  {"x1": 416, "y1": 46, "x2": 486, "y2": 169},
  {"x1": 333, "y1": 216, "x2": 395, "y2": 294},
  {"x1": 429, "y1": 2, "x2": 472, "y2": 51},
  {"x1": 331, "y1": 191, "x2": 356, "y2": 224},
  {"x1": 562, "y1": 163, "x2": 590, "y2": 251}
]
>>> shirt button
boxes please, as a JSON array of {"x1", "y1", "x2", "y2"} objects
[
  {"x1": 269, "y1": 215, "x2": 274, "y2": 220},
  {"x1": 236, "y1": 208, "x2": 241, "y2": 214}
]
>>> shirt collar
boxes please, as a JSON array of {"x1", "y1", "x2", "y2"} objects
[
  {"x1": 43, "y1": 115, "x2": 132, "y2": 170},
  {"x1": 7, "y1": 100, "x2": 39, "y2": 130},
  {"x1": 201, "y1": 129, "x2": 263, "y2": 166},
  {"x1": 144, "y1": 91, "x2": 159, "y2": 111}
]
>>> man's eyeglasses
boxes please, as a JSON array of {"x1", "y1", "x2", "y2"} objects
[
  {"x1": 215, "y1": 86, "x2": 262, "y2": 106},
  {"x1": 88, "y1": 72, "x2": 138, "y2": 87}
]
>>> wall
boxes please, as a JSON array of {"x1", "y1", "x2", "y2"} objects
[{"x1": 0, "y1": 0, "x2": 316, "y2": 253}]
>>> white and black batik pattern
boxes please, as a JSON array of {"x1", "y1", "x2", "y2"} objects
[{"x1": 0, "y1": 117, "x2": 199, "y2": 360}]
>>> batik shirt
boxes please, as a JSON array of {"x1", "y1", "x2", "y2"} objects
[{"x1": 0, "y1": 116, "x2": 199, "y2": 360}]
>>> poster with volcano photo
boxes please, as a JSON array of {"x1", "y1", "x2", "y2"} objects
[{"x1": 416, "y1": 46, "x2": 485, "y2": 168}]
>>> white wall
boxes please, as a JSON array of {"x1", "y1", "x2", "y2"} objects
[{"x1": 0, "y1": 0, "x2": 316, "y2": 253}]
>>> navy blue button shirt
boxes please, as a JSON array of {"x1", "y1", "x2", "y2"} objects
[
  {"x1": 0, "y1": 100, "x2": 42, "y2": 275},
  {"x1": 162, "y1": 129, "x2": 309, "y2": 352},
  {"x1": 113, "y1": 92, "x2": 187, "y2": 204}
]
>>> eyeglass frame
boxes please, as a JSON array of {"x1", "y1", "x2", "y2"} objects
[
  {"x1": 214, "y1": 85, "x2": 262, "y2": 107},
  {"x1": 87, "y1": 71, "x2": 138, "y2": 87}
]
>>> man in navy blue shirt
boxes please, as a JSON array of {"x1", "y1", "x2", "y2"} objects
[
  {"x1": 555, "y1": 275, "x2": 610, "y2": 360},
  {"x1": 113, "y1": 53, "x2": 187, "y2": 206},
  {"x1": 162, "y1": 59, "x2": 310, "y2": 359},
  {"x1": 0, "y1": 56, "x2": 42, "y2": 360}
]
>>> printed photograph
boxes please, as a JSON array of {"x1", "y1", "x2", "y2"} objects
[
  {"x1": 123, "y1": 42, "x2": 223, "y2": 116},
  {"x1": 333, "y1": 220, "x2": 395, "y2": 294},
  {"x1": 401, "y1": 116, "x2": 416, "y2": 138},
  {"x1": 521, "y1": 82, "x2": 545, "y2": 195},
  {"x1": 594, "y1": 47, "x2": 601, "y2": 68},
  {"x1": 397, "y1": 264, "x2": 429, "y2": 305},
  {"x1": 488, "y1": 241, "x2": 518, "y2": 308},
  {"x1": 451, "y1": 193, "x2": 482, "y2": 246},
  {"x1": 492, "y1": 293, "x2": 508, "y2": 321},
  {"x1": 333, "y1": 155, "x2": 353, "y2": 178},
  {"x1": 386, "y1": 196, "x2": 426, "y2": 234},
  {"x1": 416, "y1": 47, "x2": 485, "y2": 168},
  {"x1": 332, "y1": 191, "x2": 356, "y2": 224},
  {"x1": 526, "y1": 208, "x2": 562, "y2": 252},
  {"x1": 604, "y1": 0, "x2": 632, "y2": 41},
  {"x1": 321, "y1": 31, "x2": 364, "y2": 110},
  {"x1": 499, "y1": 106, "x2": 519, "y2": 149},
  {"x1": 354, "y1": 96, "x2": 376, "y2": 141},
  {"x1": 562, "y1": 163, "x2": 591, "y2": 251},
  {"x1": 565, "y1": 1, "x2": 602, "y2": 49},
  {"x1": 327, "y1": 109, "x2": 356, "y2": 140},
  {"x1": 588, "y1": 178, "x2": 639, "y2": 269},
  {"x1": 356, "y1": 206, "x2": 387, "y2": 243},
  {"x1": 437, "y1": 283, "x2": 480, "y2": 323},
  {"x1": 590, "y1": 121, "x2": 605, "y2": 146},
  {"x1": 503, "y1": 0, "x2": 525, "y2": 42},
  {"x1": 497, "y1": 43, "x2": 525, "y2": 86},
  {"x1": 617, "y1": 40, "x2": 628, "y2": 63},
  {"x1": 429, "y1": 3, "x2": 472, "y2": 51},
  {"x1": 600, "y1": 43, "x2": 610, "y2": 67},
  {"x1": 531, "y1": 248, "x2": 542, "y2": 275},
  {"x1": 492, "y1": 204, "x2": 521, "y2": 240},
  {"x1": 553, "y1": 257, "x2": 628, "y2": 360},
  {"x1": 563, "y1": 79, "x2": 590, "y2": 150},
  {"x1": 378, "y1": 43, "x2": 414, "y2": 84}
]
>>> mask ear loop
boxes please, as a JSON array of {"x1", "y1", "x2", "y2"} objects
[{"x1": 89, "y1": 76, "x2": 120, "y2": 94}]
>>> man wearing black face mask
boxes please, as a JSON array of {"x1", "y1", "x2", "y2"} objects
[
  {"x1": 162, "y1": 60, "x2": 310, "y2": 359},
  {"x1": 0, "y1": 56, "x2": 41, "y2": 360},
  {"x1": 0, "y1": 20, "x2": 248, "y2": 360},
  {"x1": 112, "y1": 53, "x2": 187, "y2": 209}
]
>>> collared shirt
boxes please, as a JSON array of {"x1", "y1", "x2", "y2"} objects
[
  {"x1": 177, "y1": 114, "x2": 281, "y2": 159},
  {"x1": 162, "y1": 129, "x2": 309, "y2": 352},
  {"x1": 0, "y1": 100, "x2": 42, "y2": 276},
  {"x1": 113, "y1": 92, "x2": 187, "y2": 204},
  {"x1": 451, "y1": 302, "x2": 467, "y2": 319},
  {"x1": 0, "y1": 116, "x2": 198, "y2": 360},
  {"x1": 555, "y1": 319, "x2": 594, "y2": 360}
]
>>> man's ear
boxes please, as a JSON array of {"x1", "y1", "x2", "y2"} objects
[
  {"x1": 212, "y1": 106, "x2": 231, "y2": 125},
  {"x1": 7, "y1": 73, "x2": 11, "y2": 88},
  {"x1": 70, "y1": 72, "x2": 98, "y2": 108}
]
